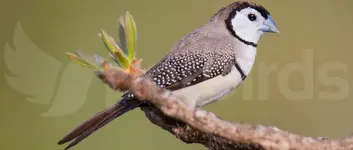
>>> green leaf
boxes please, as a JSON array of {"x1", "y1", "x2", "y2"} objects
[
  {"x1": 124, "y1": 11, "x2": 137, "y2": 62},
  {"x1": 114, "y1": 49, "x2": 129, "y2": 68},
  {"x1": 118, "y1": 16, "x2": 128, "y2": 55},
  {"x1": 65, "y1": 52, "x2": 97, "y2": 69},
  {"x1": 100, "y1": 30, "x2": 129, "y2": 68},
  {"x1": 100, "y1": 30, "x2": 118, "y2": 59}
]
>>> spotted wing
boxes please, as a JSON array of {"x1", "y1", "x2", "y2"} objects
[
  {"x1": 144, "y1": 51, "x2": 236, "y2": 91},
  {"x1": 122, "y1": 33, "x2": 239, "y2": 99}
]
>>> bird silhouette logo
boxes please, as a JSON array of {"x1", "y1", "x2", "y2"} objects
[{"x1": 4, "y1": 22, "x2": 120, "y2": 117}]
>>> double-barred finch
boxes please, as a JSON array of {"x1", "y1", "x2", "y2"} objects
[{"x1": 58, "y1": 1, "x2": 279, "y2": 149}]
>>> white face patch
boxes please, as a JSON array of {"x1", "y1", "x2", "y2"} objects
[{"x1": 231, "y1": 8, "x2": 266, "y2": 44}]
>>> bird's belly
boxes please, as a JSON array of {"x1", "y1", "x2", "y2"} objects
[{"x1": 172, "y1": 67, "x2": 244, "y2": 107}]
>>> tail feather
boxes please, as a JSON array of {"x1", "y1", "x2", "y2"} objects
[{"x1": 58, "y1": 98, "x2": 141, "y2": 149}]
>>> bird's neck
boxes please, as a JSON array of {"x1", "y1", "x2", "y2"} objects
[
  {"x1": 236, "y1": 45, "x2": 257, "y2": 75},
  {"x1": 234, "y1": 29, "x2": 263, "y2": 46}
]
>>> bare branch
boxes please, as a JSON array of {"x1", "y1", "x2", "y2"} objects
[{"x1": 96, "y1": 68, "x2": 353, "y2": 150}]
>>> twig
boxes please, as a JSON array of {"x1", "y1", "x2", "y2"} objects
[{"x1": 96, "y1": 68, "x2": 353, "y2": 150}]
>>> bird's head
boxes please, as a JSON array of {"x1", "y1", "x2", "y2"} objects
[{"x1": 214, "y1": 1, "x2": 279, "y2": 46}]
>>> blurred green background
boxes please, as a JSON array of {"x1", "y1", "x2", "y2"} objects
[{"x1": 1, "y1": 0, "x2": 353, "y2": 149}]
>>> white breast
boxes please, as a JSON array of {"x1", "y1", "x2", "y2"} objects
[
  {"x1": 172, "y1": 46, "x2": 257, "y2": 107},
  {"x1": 171, "y1": 66, "x2": 244, "y2": 107}
]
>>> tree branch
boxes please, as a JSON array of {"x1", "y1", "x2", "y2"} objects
[{"x1": 96, "y1": 68, "x2": 353, "y2": 150}]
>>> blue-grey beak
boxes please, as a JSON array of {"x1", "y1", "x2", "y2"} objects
[{"x1": 260, "y1": 15, "x2": 280, "y2": 33}]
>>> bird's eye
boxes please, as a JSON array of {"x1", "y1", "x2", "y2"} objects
[{"x1": 248, "y1": 14, "x2": 257, "y2": 21}]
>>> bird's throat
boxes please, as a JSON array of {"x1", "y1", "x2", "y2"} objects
[{"x1": 235, "y1": 46, "x2": 257, "y2": 76}]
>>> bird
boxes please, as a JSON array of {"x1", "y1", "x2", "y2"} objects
[{"x1": 58, "y1": 1, "x2": 279, "y2": 149}]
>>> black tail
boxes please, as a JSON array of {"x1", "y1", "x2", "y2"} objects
[{"x1": 57, "y1": 97, "x2": 141, "y2": 150}]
